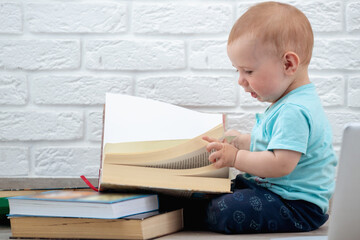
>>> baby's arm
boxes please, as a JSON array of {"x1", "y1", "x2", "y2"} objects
[
  {"x1": 204, "y1": 138, "x2": 301, "y2": 178},
  {"x1": 233, "y1": 149, "x2": 301, "y2": 178}
]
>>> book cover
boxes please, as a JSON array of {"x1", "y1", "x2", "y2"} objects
[
  {"x1": 0, "y1": 197, "x2": 9, "y2": 216},
  {"x1": 9, "y1": 209, "x2": 183, "y2": 240},
  {"x1": 99, "y1": 93, "x2": 232, "y2": 195},
  {"x1": 8, "y1": 190, "x2": 159, "y2": 219}
]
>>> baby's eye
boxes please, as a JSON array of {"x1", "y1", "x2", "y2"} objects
[{"x1": 245, "y1": 70, "x2": 253, "y2": 75}]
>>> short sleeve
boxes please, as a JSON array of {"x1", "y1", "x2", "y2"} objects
[{"x1": 267, "y1": 104, "x2": 311, "y2": 154}]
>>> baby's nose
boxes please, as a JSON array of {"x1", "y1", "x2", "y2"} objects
[{"x1": 238, "y1": 75, "x2": 248, "y2": 86}]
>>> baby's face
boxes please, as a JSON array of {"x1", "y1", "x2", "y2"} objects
[{"x1": 227, "y1": 36, "x2": 292, "y2": 103}]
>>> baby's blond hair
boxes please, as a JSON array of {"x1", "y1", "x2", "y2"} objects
[{"x1": 228, "y1": 2, "x2": 313, "y2": 66}]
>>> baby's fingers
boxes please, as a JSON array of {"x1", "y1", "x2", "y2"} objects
[
  {"x1": 206, "y1": 142, "x2": 223, "y2": 153},
  {"x1": 209, "y1": 150, "x2": 221, "y2": 164},
  {"x1": 213, "y1": 159, "x2": 227, "y2": 169},
  {"x1": 202, "y1": 136, "x2": 219, "y2": 143}
]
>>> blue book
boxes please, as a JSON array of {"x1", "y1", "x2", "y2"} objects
[{"x1": 8, "y1": 190, "x2": 158, "y2": 219}]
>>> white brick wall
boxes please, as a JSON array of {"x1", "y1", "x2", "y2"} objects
[{"x1": 0, "y1": 0, "x2": 359, "y2": 177}]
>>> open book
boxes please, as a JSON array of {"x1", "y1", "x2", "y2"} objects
[{"x1": 98, "y1": 93, "x2": 232, "y2": 195}]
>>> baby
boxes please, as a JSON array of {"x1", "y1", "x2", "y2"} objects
[{"x1": 203, "y1": 1, "x2": 337, "y2": 233}]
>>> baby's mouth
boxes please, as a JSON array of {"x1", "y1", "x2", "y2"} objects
[{"x1": 251, "y1": 92, "x2": 258, "y2": 98}]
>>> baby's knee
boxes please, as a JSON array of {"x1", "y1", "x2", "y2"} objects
[{"x1": 206, "y1": 198, "x2": 238, "y2": 233}]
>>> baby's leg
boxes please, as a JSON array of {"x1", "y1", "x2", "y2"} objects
[{"x1": 206, "y1": 175, "x2": 328, "y2": 233}]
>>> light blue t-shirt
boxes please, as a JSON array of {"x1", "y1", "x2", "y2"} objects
[{"x1": 244, "y1": 83, "x2": 337, "y2": 213}]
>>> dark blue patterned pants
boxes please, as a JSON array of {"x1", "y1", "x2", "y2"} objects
[{"x1": 206, "y1": 174, "x2": 329, "y2": 233}]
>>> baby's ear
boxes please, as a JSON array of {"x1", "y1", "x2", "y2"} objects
[{"x1": 283, "y1": 51, "x2": 299, "y2": 75}]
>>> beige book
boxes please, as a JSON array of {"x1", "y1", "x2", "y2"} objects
[{"x1": 10, "y1": 209, "x2": 183, "y2": 240}]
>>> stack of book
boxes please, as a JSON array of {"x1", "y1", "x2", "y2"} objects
[
  {"x1": 7, "y1": 93, "x2": 232, "y2": 239},
  {"x1": 8, "y1": 190, "x2": 183, "y2": 239}
]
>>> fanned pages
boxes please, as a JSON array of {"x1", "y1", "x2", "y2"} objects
[{"x1": 104, "y1": 124, "x2": 223, "y2": 170}]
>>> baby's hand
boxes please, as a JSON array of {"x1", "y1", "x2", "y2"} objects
[
  {"x1": 224, "y1": 129, "x2": 250, "y2": 150},
  {"x1": 224, "y1": 129, "x2": 241, "y2": 140},
  {"x1": 202, "y1": 136, "x2": 239, "y2": 168}
]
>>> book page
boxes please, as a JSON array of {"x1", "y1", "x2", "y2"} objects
[
  {"x1": 104, "y1": 139, "x2": 188, "y2": 154},
  {"x1": 103, "y1": 93, "x2": 223, "y2": 144},
  {"x1": 107, "y1": 147, "x2": 211, "y2": 169}
]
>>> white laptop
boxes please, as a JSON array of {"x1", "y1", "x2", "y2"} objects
[{"x1": 272, "y1": 123, "x2": 360, "y2": 240}]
